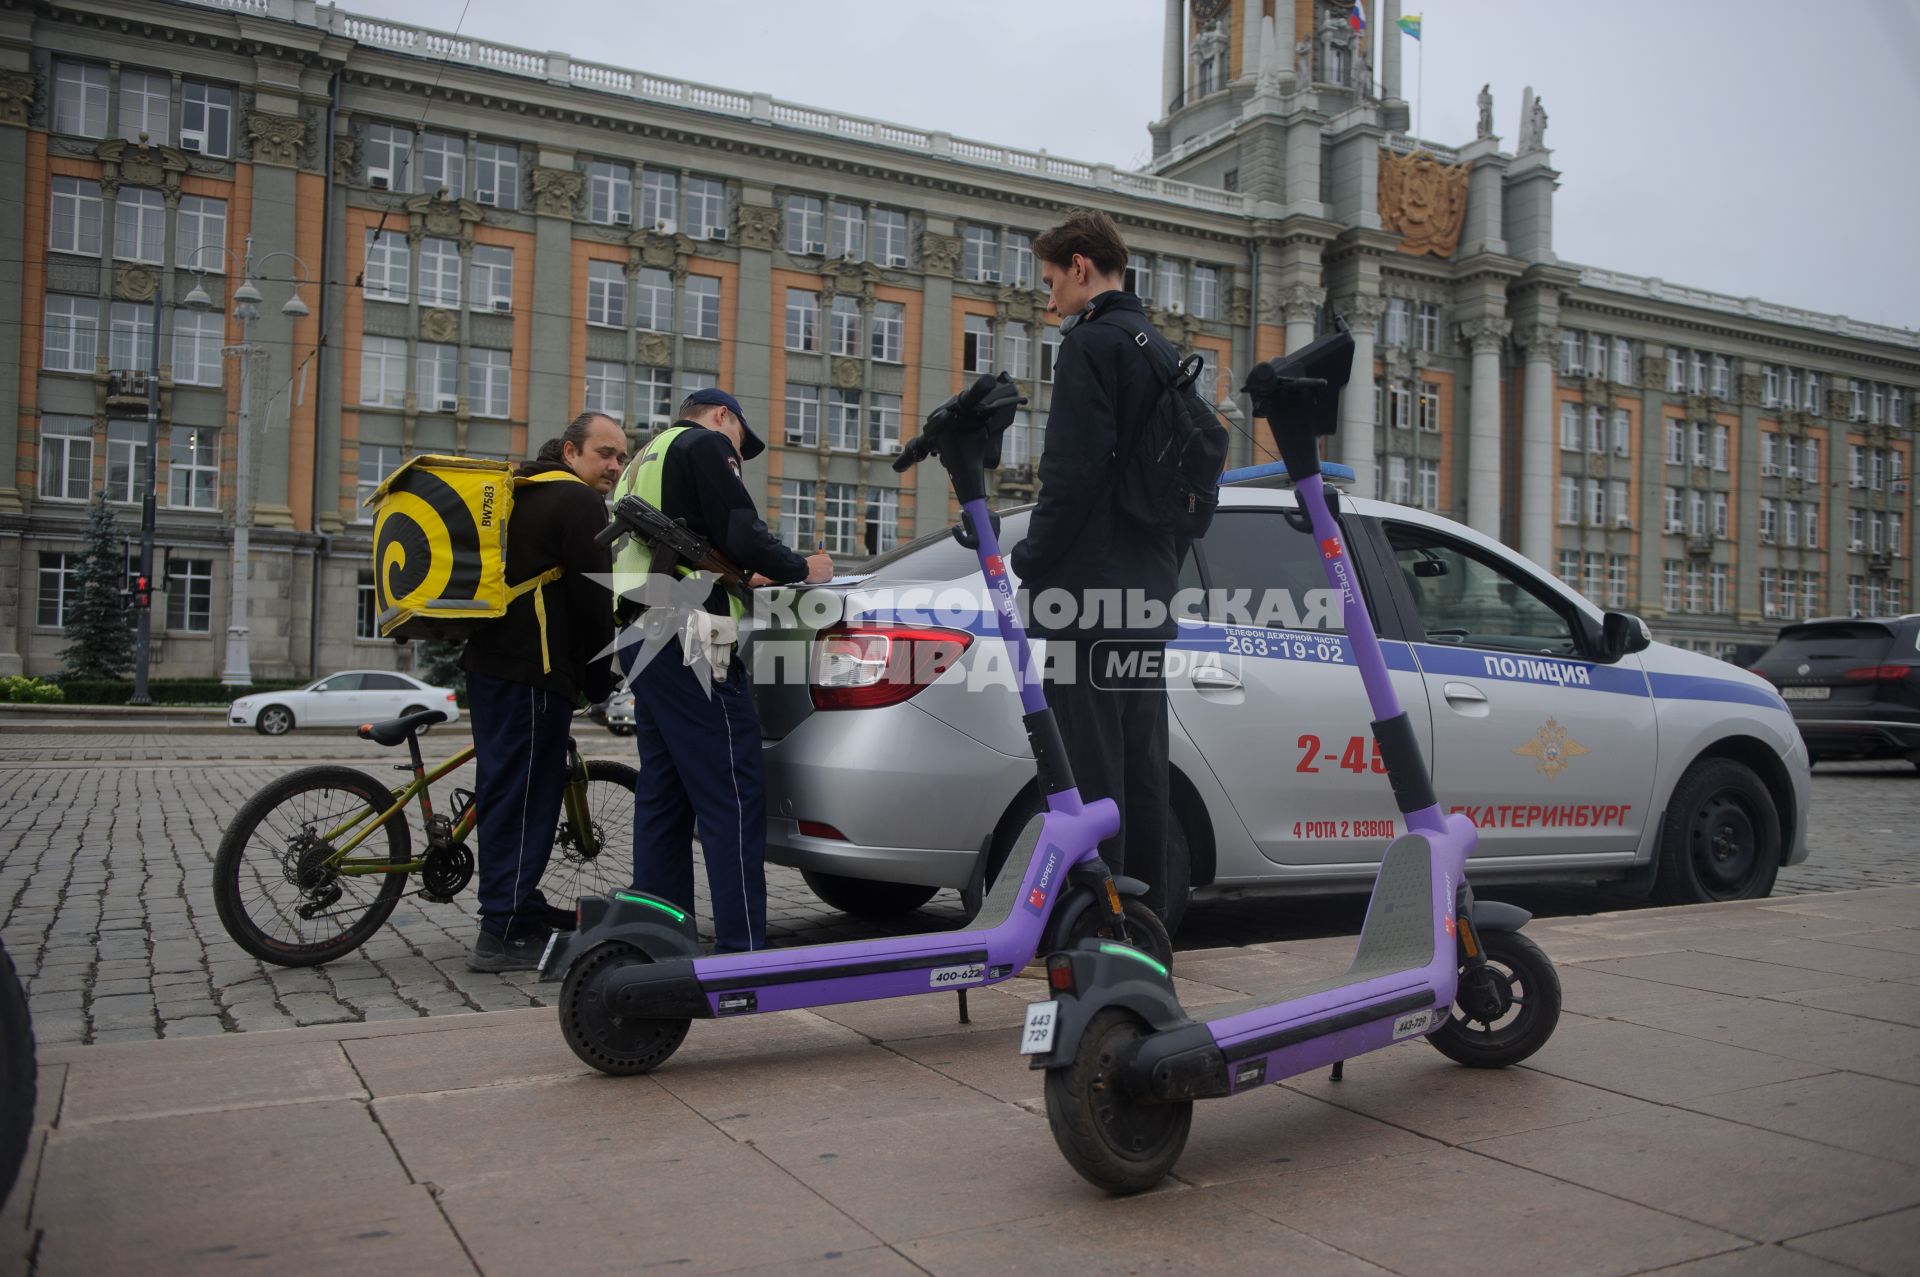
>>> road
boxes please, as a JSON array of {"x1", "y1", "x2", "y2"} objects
[{"x1": 2, "y1": 726, "x2": 1915, "y2": 1045}]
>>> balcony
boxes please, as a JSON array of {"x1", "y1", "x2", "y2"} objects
[
  {"x1": 1686, "y1": 533, "x2": 1714, "y2": 557},
  {"x1": 1869, "y1": 551, "x2": 1894, "y2": 574},
  {"x1": 105, "y1": 369, "x2": 152, "y2": 412}
]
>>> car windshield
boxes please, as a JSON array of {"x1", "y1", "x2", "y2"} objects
[{"x1": 858, "y1": 505, "x2": 1032, "y2": 584}]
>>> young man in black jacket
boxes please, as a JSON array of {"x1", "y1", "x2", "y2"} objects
[
  {"x1": 462, "y1": 411, "x2": 625, "y2": 971},
  {"x1": 1012, "y1": 209, "x2": 1185, "y2": 928}
]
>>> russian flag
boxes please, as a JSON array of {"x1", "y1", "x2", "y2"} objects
[{"x1": 1349, "y1": 1, "x2": 1366, "y2": 33}]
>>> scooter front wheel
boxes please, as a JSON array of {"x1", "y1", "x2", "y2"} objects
[
  {"x1": 1428, "y1": 930, "x2": 1561, "y2": 1068},
  {"x1": 1044, "y1": 1008, "x2": 1191, "y2": 1194},
  {"x1": 1062, "y1": 896, "x2": 1174, "y2": 972},
  {"x1": 558, "y1": 941, "x2": 692, "y2": 1076}
]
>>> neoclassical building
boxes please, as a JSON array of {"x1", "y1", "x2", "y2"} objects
[{"x1": 2, "y1": 0, "x2": 1914, "y2": 681}]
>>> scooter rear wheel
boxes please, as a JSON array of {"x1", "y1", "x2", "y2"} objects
[
  {"x1": 1044, "y1": 1008, "x2": 1191, "y2": 1194},
  {"x1": 1428, "y1": 930, "x2": 1561, "y2": 1068},
  {"x1": 559, "y1": 941, "x2": 691, "y2": 1076}
]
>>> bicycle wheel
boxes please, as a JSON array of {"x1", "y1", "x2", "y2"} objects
[
  {"x1": 213, "y1": 766, "x2": 413, "y2": 967},
  {"x1": 542, "y1": 759, "x2": 638, "y2": 912},
  {"x1": 0, "y1": 937, "x2": 34, "y2": 1207}
]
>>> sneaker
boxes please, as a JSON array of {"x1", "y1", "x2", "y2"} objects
[
  {"x1": 467, "y1": 928, "x2": 552, "y2": 973},
  {"x1": 533, "y1": 902, "x2": 578, "y2": 932}
]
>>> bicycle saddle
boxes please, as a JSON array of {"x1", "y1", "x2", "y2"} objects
[{"x1": 358, "y1": 708, "x2": 449, "y2": 746}]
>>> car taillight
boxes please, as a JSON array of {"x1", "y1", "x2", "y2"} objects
[
  {"x1": 797, "y1": 821, "x2": 847, "y2": 840},
  {"x1": 1747, "y1": 666, "x2": 1776, "y2": 684},
  {"x1": 809, "y1": 623, "x2": 973, "y2": 711},
  {"x1": 1843, "y1": 665, "x2": 1911, "y2": 683},
  {"x1": 446, "y1": 693, "x2": 458, "y2": 702}
]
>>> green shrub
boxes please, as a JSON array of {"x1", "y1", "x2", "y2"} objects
[
  {"x1": 52, "y1": 678, "x2": 309, "y2": 706},
  {"x1": 1, "y1": 675, "x2": 66, "y2": 703}
]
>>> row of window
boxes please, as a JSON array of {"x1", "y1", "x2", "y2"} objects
[
  {"x1": 1758, "y1": 569, "x2": 1821, "y2": 621},
  {"x1": 38, "y1": 551, "x2": 211, "y2": 632},
  {"x1": 779, "y1": 289, "x2": 909, "y2": 362},
  {"x1": 50, "y1": 180, "x2": 227, "y2": 268},
  {"x1": 1558, "y1": 329, "x2": 1639, "y2": 384},
  {"x1": 1664, "y1": 419, "x2": 1732, "y2": 471},
  {"x1": 1377, "y1": 381, "x2": 1443, "y2": 433},
  {"x1": 782, "y1": 385, "x2": 903, "y2": 454},
  {"x1": 580, "y1": 363, "x2": 717, "y2": 431},
  {"x1": 52, "y1": 60, "x2": 234, "y2": 156},
  {"x1": 1555, "y1": 551, "x2": 1632, "y2": 609},
  {"x1": 1845, "y1": 445, "x2": 1906, "y2": 491},
  {"x1": 774, "y1": 479, "x2": 900, "y2": 556},
  {"x1": 42, "y1": 296, "x2": 223, "y2": 383},
  {"x1": 360, "y1": 339, "x2": 512, "y2": 417},
  {"x1": 1381, "y1": 456, "x2": 1442, "y2": 511},
  {"x1": 1660, "y1": 559, "x2": 1734, "y2": 615},
  {"x1": 363, "y1": 232, "x2": 516, "y2": 311},
  {"x1": 36, "y1": 417, "x2": 217, "y2": 508},
  {"x1": 1560, "y1": 478, "x2": 1634, "y2": 529},
  {"x1": 1561, "y1": 404, "x2": 1632, "y2": 456},
  {"x1": 1378, "y1": 299, "x2": 1444, "y2": 354},
  {"x1": 569, "y1": 258, "x2": 720, "y2": 336},
  {"x1": 784, "y1": 196, "x2": 910, "y2": 264},
  {"x1": 362, "y1": 122, "x2": 525, "y2": 210},
  {"x1": 1844, "y1": 378, "x2": 1907, "y2": 426},
  {"x1": 1756, "y1": 499, "x2": 1823, "y2": 549},
  {"x1": 1662, "y1": 486, "x2": 1730, "y2": 539}
]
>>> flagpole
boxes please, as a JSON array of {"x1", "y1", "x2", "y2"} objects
[{"x1": 1416, "y1": 28, "x2": 1424, "y2": 140}]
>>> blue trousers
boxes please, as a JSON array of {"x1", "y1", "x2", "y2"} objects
[
  {"x1": 624, "y1": 641, "x2": 767, "y2": 953},
  {"x1": 467, "y1": 670, "x2": 573, "y2": 941}
]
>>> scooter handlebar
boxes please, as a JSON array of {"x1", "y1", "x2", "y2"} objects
[
  {"x1": 891, "y1": 372, "x2": 1027, "y2": 474},
  {"x1": 1240, "y1": 318, "x2": 1355, "y2": 482}
]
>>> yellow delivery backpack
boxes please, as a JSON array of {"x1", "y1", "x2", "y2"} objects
[{"x1": 364, "y1": 455, "x2": 584, "y2": 666}]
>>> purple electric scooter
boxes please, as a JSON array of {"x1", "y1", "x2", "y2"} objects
[
  {"x1": 543, "y1": 373, "x2": 1172, "y2": 1075},
  {"x1": 1024, "y1": 320, "x2": 1562, "y2": 1194}
]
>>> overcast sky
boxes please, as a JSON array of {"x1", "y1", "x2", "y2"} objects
[{"x1": 371, "y1": 0, "x2": 1920, "y2": 331}]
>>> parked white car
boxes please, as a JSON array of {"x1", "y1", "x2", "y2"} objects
[{"x1": 228, "y1": 671, "x2": 461, "y2": 736}]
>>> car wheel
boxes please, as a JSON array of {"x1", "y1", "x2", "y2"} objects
[
  {"x1": 400, "y1": 704, "x2": 433, "y2": 734},
  {"x1": 800, "y1": 870, "x2": 937, "y2": 921},
  {"x1": 255, "y1": 704, "x2": 294, "y2": 736},
  {"x1": 1652, "y1": 758, "x2": 1781, "y2": 906}
]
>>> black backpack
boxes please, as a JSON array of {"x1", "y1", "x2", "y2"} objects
[{"x1": 1098, "y1": 310, "x2": 1231, "y2": 538}]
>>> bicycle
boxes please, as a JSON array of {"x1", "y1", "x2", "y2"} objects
[{"x1": 213, "y1": 708, "x2": 636, "y2": 966}]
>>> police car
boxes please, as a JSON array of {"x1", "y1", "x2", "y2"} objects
[{"x1": 745, "y1": 465, "x2": 1810, "y2": 934}]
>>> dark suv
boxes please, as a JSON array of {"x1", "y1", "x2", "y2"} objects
[{"x1": 1752, "y1": 615, "x2": 1920, "y2": 770}]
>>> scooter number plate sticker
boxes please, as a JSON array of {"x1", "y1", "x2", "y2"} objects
[
  {"x1": 1392, "y1": 1009, "x2": 1435, "y2": 1040},
  {"x1": 1020, "y1": 1000, "x2": 1059, "y2": 1055},
  {"x1": 929, "y1": 962, "x2": 986, "y2": 989}
]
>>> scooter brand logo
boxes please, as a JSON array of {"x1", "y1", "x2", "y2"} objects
[
  {"x1": 928, "y1": 962, "x2": 986, "y2": 988},
  {"x1": 985, "y1": 554, "x2": 1005, "y2": 578},
  {"x1": 1024, "y1": 847, "x2": 1062, "y2": 914},
  {"x1": 1320, "y1": 536, "x2": 1343, "y2": 561},
  {"x1": 1392, "y1": 1009, "x2": 1434, "y2": 1040}
]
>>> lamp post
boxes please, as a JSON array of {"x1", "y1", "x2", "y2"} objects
[{"x1": 182, "y1": 234, "x2": 310, "y2": 689}]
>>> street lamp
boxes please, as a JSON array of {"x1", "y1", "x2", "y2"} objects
[{"x1": 178, "y1": 234, "x2": 311, "y2": 689}]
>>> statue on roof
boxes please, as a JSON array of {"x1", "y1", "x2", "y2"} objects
[{"x1": 1477, "y1": 84, "x2": 1493, "y2": 139}]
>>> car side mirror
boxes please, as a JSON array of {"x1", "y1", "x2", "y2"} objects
[{"x1": 1595, "y1": 611, "x2": 1652, "y2": 663}]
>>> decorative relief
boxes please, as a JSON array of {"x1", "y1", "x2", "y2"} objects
[
  {"x1": 332, "y1": 134, "x2": 360, "y2": 185},
  {"x1": 244, "y1": 110, "x2": 307, "y2": 168},
  {"x1": 1515, "y1": 322, "x2": 1558, "y2": 357},
  {"x1": 1341, "y1": 292, "x2": 1386, "y2": 328},
  {"x1": 530, "y1": 166, "x2": 582, "y2": 219},
  {"x1": 1457, "y1": 316, "x2": 1511, "y2": 354},
  {"x1": 918, "y1": 230, "x2": 961, "y2": 278},
  {"x1": 630, "y1": 228, "x2": 691, "y2": 278},
  {"x1": 735, "y1": 203, "x2": 780, "y2": 251},
  {"x1": 993, "y1": 285, "x2": 1046, "y2": 326},
  {"x1": 420, "y1": 309, "x2": 458, "y2": 343},
  {"x1": 114, "y1": 265, "x2": 159, "y2": 302},
  {"x1": 94, "y1": 139, "x2": 190, "y2": 203},
  {"x1": 1152, "y1": 308, "x2": 1200, "y2": 348},
  {"x1": 829, "y1": 260, "x2": 880, "y2": 303},
  {"x1": 1640, "y1": 358, "x2": 1667, "y2": 392},
  {"x1": 1228, "y1": 286, "x2": 1250, "y2": 327},
  {"x1": 1737, "y1": 372, "x2": 1763, "y2": 407},
  {"x1": 405, "y1": 194, "x2": 482, "y2": 248},
  {"x1": 830, "y1": 357, "x2": 863, "y2": 390},
  {"x1": 1378, "y1": 148, "x2": 1469, "y2": 259},
  {"x1": 637, "y1": 333, "x2": 674, "y2": 367},
  {"x1": 0, "y1": 71, "x2": 37, "y2": 128}
]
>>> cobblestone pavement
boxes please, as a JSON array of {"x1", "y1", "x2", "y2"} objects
[{"x1": 3, "y1": 726, "x2": 1916, "y2": 1046}]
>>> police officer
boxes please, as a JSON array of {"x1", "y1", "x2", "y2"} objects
[
  {"x1": 463, "y1": 411, "x2": 626, "y2": 971},
  {"x1": 612, "y1": 388, "x2": 832, "y2": 952}
]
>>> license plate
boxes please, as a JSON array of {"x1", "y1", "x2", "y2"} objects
[
  {"x1": 1782, "y1": 686, "x2": 1831, "y2": 700},
  {"x1": 538, "y1": 930, "x2": 561, "y2": 974},
  {"x1": 1020, "y1": 1000, "x2": 1059, "y2": 1056}
]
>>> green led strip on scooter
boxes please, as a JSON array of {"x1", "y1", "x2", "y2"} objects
[
  {"x1": 1099, "y1": 943, "x2": 1169, "y2": 978},
  {"x1": 614, "y1": 892, "x2": 688, "y2": 924}
]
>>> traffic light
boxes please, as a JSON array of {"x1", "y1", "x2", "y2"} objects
[{"x1": 133, "y1": 574, "x2": 151, "y2": 610}]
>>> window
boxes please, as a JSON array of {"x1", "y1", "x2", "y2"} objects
[
  {"x1": 1711, "y1": 563, "x2": 1729, "y2": 614},
  {"x1": 1558, "y1": 476, "x2": 1578, "y2": 524},
  {"x1": 364, "y1": 230, "x2": 410, "y2": 302},
  {"x1": 1417, "y1": 384, "x2": 1441, "y2": 433},
  {"x1": 823, "y1": 482, "x2": 858, "y2": 554},
  {"x1": 1156, "y1": 258, "x2": 1184, "y2": 312},
  {"x1": 168, "y1": 426, "x2": 218, "y2": 509},
  {"x1": 1893, "y1": 512, "x2": 1905, "y2": 557},
  {"x1": 165, "y1": 558, "x2": 213, "y2": 632},
  {"x1": 1193, "y1": 511, "x2": 1351, "y2": 632},
  {"x1": 1388, "y1": 456, "x2": 1411, "y2": 504},
  {"x1": 174, "y1": 79, "x2": 234, "y2": 157},
  {"x1": 109, "y1": 302, "x2": 154, "y2": 372},
  {"x1": 827, "y1": 389, "x2": 861, "y2": 452},
  {"x1": 867, "y1": 393, "x2": 901, "y2": 454},
  {"x1": 416, "y1": 342, "x2": 458, "y2": 410},
  {"x1": 589, "y1": 161, "x2": 632, "y2": 224},
  {"x1": 963, "y1": 314, "x2": 994, "y2": 374},
  {"x1": 366, "y1": 122, "x2": 411, "y2": 188},
  {"x1": 1762, "y1": 365, "x2": 1780, "y2": 407},
  {"x1": 54, "y1": 61, "x2": 109, "y2": 137},
  {"x1": 38, "y1": 416, "x2": 92, "y2": 501},
  {"x1": 1040, "y1": 326, "x2": 1060, "y2": 383},
  {"x1": 171, "y1": 310, "x2": 223, "y2": 386},
  {"x1": 1665, "y1": 418, "x2": 1684, "y2": 465},
  {"x1": 1612, "y1": 409, "x2": 1630, "y2": 457},
  {"x1": 37, "y1": 554, "x2": 80, "y2": 627},
  {"x1": 360, "y1": 335, "x2": 407, "y2": 407},
  {"x1": 418, "y1": 132, "x2": 464, "y2": 198},
  {"x1": 1712, "y1": 424, "x2": 1729, "y2": 472},
  {"x1": 990, "y1": 323, "x2": 1027, "y2": 384},
  {"x1": 174, "y1": 195, "x2": 227, "y2": 276},
  {"x1": 1607, "y1": 556, "x2": 1628, "y2": 608},
  {"x1": 118, "y1": 67, "x2": 168, "y2": 142},
  {"x1": 1558, "y1": 551, "x2": 1580, "y2": 591},
  {"x1": 683, "y1": 276, "x2": 720, "y2": 339},
  {"x1": 467, "y1": 348, "x2": 511, "y2": 417},
  {"x1": 1588, "y1": 479, "x2": 1606, "y2": 527},
  {"x1": 1416, "y1": 460, "x2": 1440, "y2": 512},
  {"x1": 635, "y1": 366, "x2": 673, "y2": 427},
  {"x1": 829, "y1": 295, "x2": 861, "y2": 358},
  {"x1": 1560, "y1": 330, "x2": 1582, "y2": 376},
  {"x1": 43, "y1": 295, "x2": 99, "y2": 373},
  {"x1": 828, "y1": 200, "x2": 865, "y2": 260},
  {"x1": 1689, "y1": 352, "x2": 1706, "y2": 395},
  {"x1": 1390, "y1": 385, "x2": 1412, "y2": 431},
  {"x1": 870, "y1": 302, "x2": 904, "y2": 363},
  {"x1": 49, "y1": 177, "x2": 103, "y2": 256},
  {"x1": 584, "y1": 360, "x2": 625, "y2": 422},
  {"x1": 419, "y1": 238, "x2": 462, "y2": 309},
  {"x1": 473, "y1": 139, "x2": 517, "y2": 208},
  {"x1": 872, "y1": 208, "x2": 908, "y2": 266},
  {"x1": 1382, "y1": 298, "x2": 1410, "y2": 347},
  {"x1": 784, "y1": 195, "x2": 825, "y2": 253},
  {"x1": 639, "y1": 169, "x2": 677, "y2": 231},
  {"x1": 1124, "y1": 253, "x2": 1150, "y2": 296},
  {"x1": 784, "y1": 383, "x2": 821, "y2": 447},
  {"x1": 1612, "y1": 340, "x2": 1634, "y2": 385},
  {"x1": 1849, "y1": 509, "x2": 1864, "y2": 550},
  {"x1": 778, "y1": 478, "x2": 816, "y2": 549},
  {"x1": 357, "y1": 571, "x2": 380, "y2": 639},
  {"x1": 684, "y1": 176, "x2": 725, "y2": 239},
  {"x1": 1761, "y1": 432, "x2": 1779, "y2": 475},
  {"x1": 1663, "y1": 560, "x2": 1682, "y2": 612},
  {"x1": 1870, "y1": 448, "x2": 1886, "y2": 491},
  {"x1": 1387, "y1": 524, "x2": 1578, "y2": 655},
  {"x1": 1686, "y1": 562, "x2": 1704, "y2": 613},
  {"x1": 1588, "y1": 406, "x2": 1606, "y2": 454},
  {"x1": 1584, "y1": 552, "x2": 1604, "y2": 601},
  {"x1": 1610, "y1": 480, "x2": 1630, "y2": 527},
  {"x1": 113, "y1": 187, "x2": 165, "y2": 263},
  {"x1": 1711, "y1": 356, "x2": 1730, "y2": 399},
  {"x1": 1892, "y1": 388, "x2": 1907, "y2": 427},
  {"x1": 1667, "y1": 348, "x2": 1684, "y2": 393},
  {"x1": 1416, "y1": 302, "x2": 1440, "y2": 353},
  {"x1": 587, "y1": 261, "x2": 626, "y2": 327},
  {"x1": 1689, "y1": 490, "x2": 1706, "y2": 536},
  {"x1": 355, "y1": 444, "x2": 401, "y2": 520},
  {"x1": 1004, "y1": 233, "x2": 1035, "y2": 290},
  {"x1": 962, "y1": 226, "x2": 997, "y2": 281},
  {"x1": 635, "y1": 268, "x2": 672, "y2": 332},
  {"x1": 1804, "y1": 502, "x2": 1820, "y2": 549},
  {"x1": 103, "y1": 421, "x2": 147, "y2": 505},
  {"x1": 1760, "y1": 498, "x2": 1777, "y2": 542},
  {"x1": 785, "y1": 289, "x2": 820, "y2": 351},
  {"x1": 1004, "y1": 411, "x2": 1036, "y2": 467},
  {"x1": 1691, "y1": 422, "x2": 1709, "y2": 467},
  {"x1": 1664, "y1": 486, "x2": 1682, "y2": 531},
  {"x1": 864, "y1": 486, "x2": 899, "y2": 555},
  {"x1": 1804, "y1": 371, "x2": 1821, "y2": 412},
  {"x1": 469, "y1": 244, "x2": 513, "y2": 311},
  {"x1": 1783, "y1": 502, "x2": 1800, "y2": 547},
  {"x1": 1712, "y1": 492, "x2": 1729, "y2": 539}
]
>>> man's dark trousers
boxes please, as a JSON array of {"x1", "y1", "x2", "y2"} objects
[
  {"x1": 467, "y1": 669, "x2": 574, "y2": 941},
  {"x1": 625, "y1": 641, "x2": 766, "y2": 953},
  {"x1": 1047, "y1": 639, "x2": 1170, "y2": 918}
]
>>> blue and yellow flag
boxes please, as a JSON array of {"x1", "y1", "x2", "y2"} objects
[{"x1": 1397, "y1": 13, "x2": 1422, "y2": 40}]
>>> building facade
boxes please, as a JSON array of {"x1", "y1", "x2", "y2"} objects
[{"x1": 2, "y1": 0, "x2": 1915, "y2": 682}]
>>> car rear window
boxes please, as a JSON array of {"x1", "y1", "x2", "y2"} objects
[{"x1": 1765, "y1": 622, "x2": 1895, "y2": 665}]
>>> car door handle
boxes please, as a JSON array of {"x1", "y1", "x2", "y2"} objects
[
  {"x1": 1442, "y1": 681, "x2": 1488, "y2": 704},
  {"x1": 1191, "y1": 667, "x2": 1242, "y2": 691}
]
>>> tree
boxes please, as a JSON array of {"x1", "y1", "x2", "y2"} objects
[
  {"x1": 412, "y1": 635, "x2": 465, "y2": 694},
  {"x1": 59, "y1": 499, "x2": 134, "y2": 681}
]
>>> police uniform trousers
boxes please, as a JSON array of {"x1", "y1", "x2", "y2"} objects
[
  {"x1": 467, "y1": 669, "x2": 574, "y2": 941},
  {"x1": 624, "y1": 638, "x2": 767, "y2": 953}
]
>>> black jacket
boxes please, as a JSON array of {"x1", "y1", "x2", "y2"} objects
[
  {"x1": 1010, "y1": 290, "x2": 1183, "y2": 640},
  {"x1": 462, "y1": 461, "x2": 616, "y2": 705},
  {"x1": 656, "y1": 424, "x2": 810, "y2": 615}
]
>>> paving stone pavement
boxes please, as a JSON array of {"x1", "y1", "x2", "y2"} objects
[{"x1": 2, "y1": 726, "x2": 1917, "y2": 1046}]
